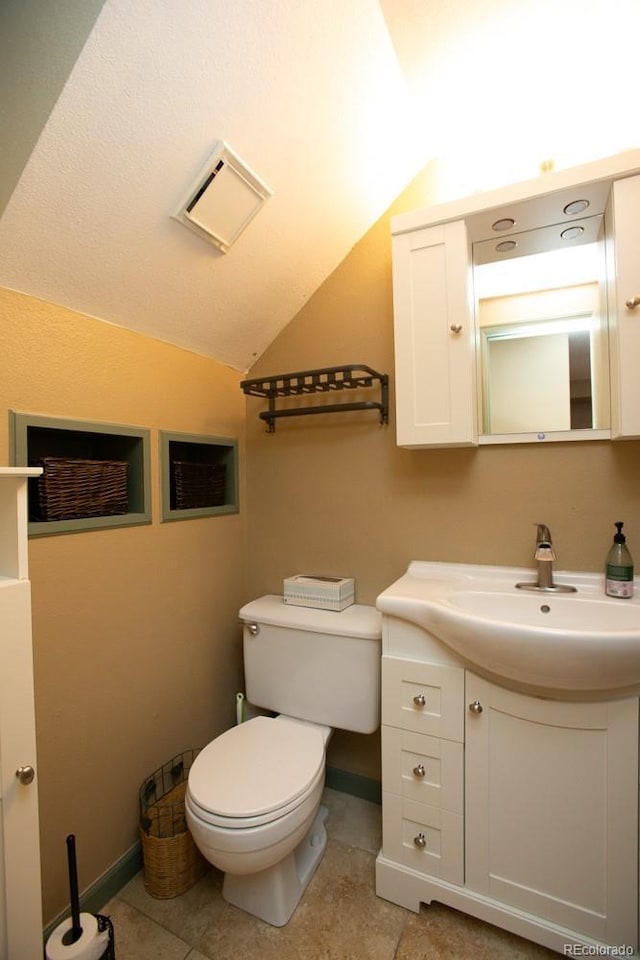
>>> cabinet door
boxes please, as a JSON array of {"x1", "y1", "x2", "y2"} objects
[
  {"x1": 392, "y1": 220, "x2": 477, "y2": 448},
  {"x1": 465, "y1": 675, "x2": 638, "y2": 947},
  {"x1": 608, "y1": 173, "x2": 640, "y2": 439}
]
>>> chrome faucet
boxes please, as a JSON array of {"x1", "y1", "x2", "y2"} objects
[{"x1": 516, "y1": 524, "x2": 577, "y2": 593}]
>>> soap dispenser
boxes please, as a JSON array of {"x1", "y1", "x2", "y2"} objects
[{"x1": 605, "y1": 522, "x2": 634, "y2": 598}]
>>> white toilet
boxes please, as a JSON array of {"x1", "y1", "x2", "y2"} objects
[{"x1": 185, "y1": 594, "x2": 381, "y2": 926}]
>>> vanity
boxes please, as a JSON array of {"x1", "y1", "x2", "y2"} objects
[
  {"x1": 375, "y1": 561, "x2": 640, "y2": 955},
  {"x1": 391, "y1": 149, "x2": 640, "y2": 448}
]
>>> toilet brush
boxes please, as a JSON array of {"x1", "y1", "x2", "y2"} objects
[{"x1": 64, "y1": 834, "x2": 83, "y2": 947}]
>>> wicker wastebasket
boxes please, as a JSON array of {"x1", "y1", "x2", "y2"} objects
[{"x1": 139, "y1": 750, "x2": 208, "y2": 899}]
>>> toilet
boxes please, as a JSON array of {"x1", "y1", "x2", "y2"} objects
[{"x1": 185, "y1": 594, "x2": 382, "y2": 926}]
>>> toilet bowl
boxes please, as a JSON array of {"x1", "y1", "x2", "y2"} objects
[{"x1": 185, "y1": 715, "x2": 331, "y2": 925}]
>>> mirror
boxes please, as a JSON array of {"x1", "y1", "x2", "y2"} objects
[{"x1": 468, "y1": 182, "x2": 612, "y2": 443}]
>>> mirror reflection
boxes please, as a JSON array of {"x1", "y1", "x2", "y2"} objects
[{"x1": 473, "y1": 218, "x2": 609, "y2": 439}]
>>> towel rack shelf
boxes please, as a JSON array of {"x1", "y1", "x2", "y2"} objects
[{"x1": 240, "y1": 364, "x2": 389, "y2": 433}]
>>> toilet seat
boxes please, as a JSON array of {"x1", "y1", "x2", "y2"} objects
[{"x1": 187, "y1": 716, "x2": 326, "y2": 828}]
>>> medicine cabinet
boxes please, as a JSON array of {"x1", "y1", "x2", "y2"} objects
[{"x1": 391, "y1": 150, "x2": 640, "y2": 447}]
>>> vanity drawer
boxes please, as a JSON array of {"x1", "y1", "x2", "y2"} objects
[
  {"x1": 381, "y1": 726, "x2": 463, "y2": 813},
  {"x1": 382, "y1": 792, "x2": 463, "y2": 883},
  {"x1": 381, "y1": 656, "x2": 464, "y2": 741}
]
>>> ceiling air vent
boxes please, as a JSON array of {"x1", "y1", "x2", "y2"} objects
[{"x1": 174, "y1": 141, "x2": 272, "y2": 253}]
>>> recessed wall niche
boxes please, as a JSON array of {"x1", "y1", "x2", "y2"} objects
[
  {"x1": 160, "y1": 431, "x2": 238, "y2": 522},
  {"x1": 10, "y1": 412, "x2": 151, "y2": 536}
]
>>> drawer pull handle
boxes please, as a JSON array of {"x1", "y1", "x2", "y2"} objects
[
  {"x1": 413, "y1": 694, "x2": 426, "y2": 707},
  {"x1": 413, "y1": 832, "x2": 427, "y2": 849},
  {"x1": 625, "y1": 296, "x2": 640, "y2": 309},
  {"x1": 469, "y1": 700, "x2": 483, "y2": 714},
  {"x1": 413, "y1": 764, "x2": 426, "y2": 778}
]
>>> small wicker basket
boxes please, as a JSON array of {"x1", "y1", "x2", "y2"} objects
[
  {"x1": 33, "y1": 457, "x2": 128, "y2": 521},
  {"x1": 172, "y1": 461, "x2": 226, "y2": 510},
  {"x1": 139, "y1": 750, "x2": 208, "y2": 899}
]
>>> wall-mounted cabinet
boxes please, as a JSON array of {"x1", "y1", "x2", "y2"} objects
[
  {"x1": 160, "y1": 431, "x2": 238, "y2": 522},
  {"x1": 11, "y1": 412, "x2": 151, "y2": 536},
  {"x1": 391, "y1": 150, "x2": 640, "y2": 447}
]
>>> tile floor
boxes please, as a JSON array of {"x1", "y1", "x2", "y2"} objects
[{"x1": 104, "y1": 788, "x2": 558, "y2": 959}]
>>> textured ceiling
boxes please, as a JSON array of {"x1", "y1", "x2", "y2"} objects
[
  {"x1": 0, "y1": 0, "x2": 426, "y2": 372},
  {"x1": 1, "y1": 0, "x2": 638, "y2": 373}
]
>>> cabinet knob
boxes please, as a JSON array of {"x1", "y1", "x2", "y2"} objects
[
  {"x1": 413, "y1": 763, "x2": 426, "y2": 778},
  {"x1": 625, "y1": 296, "x2": 640, "y2": 310},
  {"x1": 16, "y1": 765, "x2": 35, "y2": 786},
  {"x1": 413, "y1": 832, "x2": 427, "y2": 849},
  {"x1": 468, "y1": 700, "x2": 483, "y2": 714},
  {"x1": 450, "y1": 324, "x2": 463, "y2": 334},
  {"x1": 413, "y1": 693, "x2": 426, "y2": 707}
]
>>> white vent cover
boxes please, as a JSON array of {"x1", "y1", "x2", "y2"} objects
[{"x1": 174, "y1": 141, "x2": 272, "y2": 253}]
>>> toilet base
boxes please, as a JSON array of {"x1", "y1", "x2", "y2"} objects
[{"x1": 222, "y1": 804, "x2": 329, "y2": 926}]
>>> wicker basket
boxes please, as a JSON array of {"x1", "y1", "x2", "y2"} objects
[
  {"x1": 33, "y1": 457, "x2": 128, "y2": 521},
  {"x1": 139, "y1": 750, "x2": 208, "y2": 899},
  {"x1": 172, "y1": 461, "x2": 226, "y2": 510}
]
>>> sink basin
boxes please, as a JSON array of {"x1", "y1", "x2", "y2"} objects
[{"x1": 376, "y1": 561, "x2": 640, "y2": 694}]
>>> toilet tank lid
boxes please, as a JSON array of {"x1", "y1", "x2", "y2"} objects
[{"x1": 239, "y1": 595, "x2": 382, "y2": 639}]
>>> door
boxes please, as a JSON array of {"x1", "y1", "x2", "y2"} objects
[
  {"x1": 465, "y1": 674, "x2": 638, "y2": 948},
  {"x1": 0, "y1": 580, "x2": 43, "y2": 960},
  {"x1": 0, "y1": 470, "x2": 43, "y2": 960}
]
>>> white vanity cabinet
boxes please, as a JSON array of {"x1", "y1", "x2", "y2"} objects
[
  {"x1": 391, "y1": 151, "x2": 640, "y2": 448},
  {"x1": 376, "y1": 618, "x2": 640, "y2": 955}
]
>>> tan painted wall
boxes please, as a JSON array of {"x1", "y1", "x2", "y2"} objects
[
  {"x1": 0, "y1": 288, "x2": 246, "y2": 923},
  {"x1": 245, "y1": 165, "x2": 640, "y2": 781}
]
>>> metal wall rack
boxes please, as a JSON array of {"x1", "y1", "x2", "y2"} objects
[{"x1": 240, "y1": 364, "x2": 389, "y2": 432}]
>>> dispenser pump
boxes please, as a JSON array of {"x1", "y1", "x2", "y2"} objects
[{"x1": 605, "y1": 521, "x2": 634, "y2": 598}]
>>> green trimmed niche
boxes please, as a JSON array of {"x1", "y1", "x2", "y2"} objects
[
  {"x1": 11, "y1": 412, "x2": 151, "y2": 536},
  {"x1": 160, "y1": 431, "x2": 238, "y2": 522}
]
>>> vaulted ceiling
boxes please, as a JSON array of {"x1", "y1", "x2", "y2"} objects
[{"x1": 1, "y1": 0, "x2": 637, "y2": 372}]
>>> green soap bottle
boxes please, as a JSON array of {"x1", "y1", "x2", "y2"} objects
[{"x1": 605, "y1": 521, "x2": 634, "y2": 598}]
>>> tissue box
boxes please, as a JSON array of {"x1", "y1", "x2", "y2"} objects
[{"x1": 283, "y1": 575, "x2": 355, "y2": 611}]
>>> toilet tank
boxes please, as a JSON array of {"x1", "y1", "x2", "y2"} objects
[{"x1": 239, "y1": 595, "x2": 382, "y2": 734}]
